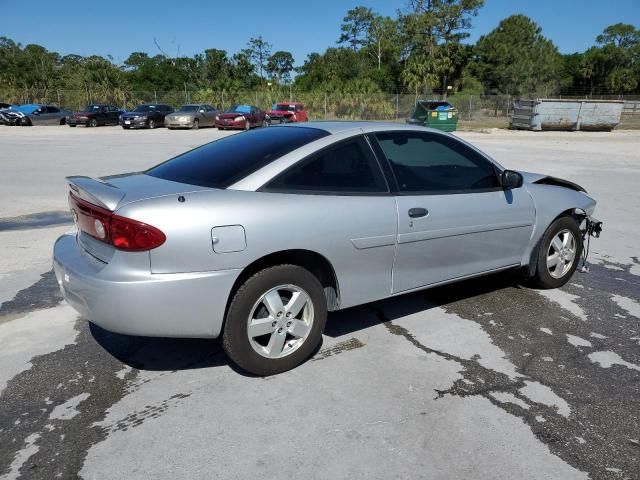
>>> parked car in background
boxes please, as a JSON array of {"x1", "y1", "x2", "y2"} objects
[
  {"x1": 3, "y1": 104, "x2": 71, "y2": 126},
  {"x1": 0, "y1": 103, "x2": 14, "y2": 125},
  {"x1": 215, "y1": 104, "x2": 267, "y2": 130},
  {"x1": 266, "y1": 102, "x2": 309, "y2": 124},
  {"x1": 119, "y1": 104, "x2": 173, "y2": 129},
  {"x1": 67, "y1": 104, "x2": 122, "y2": 127},
  {"x1": 53, "y1": 122, "x2": 602, "y2": 376},
  {"x1": 165, "y1": 104, "x2": 219, "y2": 130}
]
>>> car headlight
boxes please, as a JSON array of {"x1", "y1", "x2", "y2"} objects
[
  {"x1": 215, "y1": 115, "x2": 220, "y2": 121},
  {"x1": 179, "y1": 116, "x2": 188, "y2": 121},
  {"x1": 234, "y1": 116, "x2": 245, "y2": 122}
]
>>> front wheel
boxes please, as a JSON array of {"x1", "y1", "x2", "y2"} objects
[
  {"x1": 191, "y1": 119, "x2": 199, "y2": 130},
  {"x1": 89, "y1": 118, "x2": 97, "y2": 127},
  {"x1": 222, "y1": 265, "x2": 327, "y2": 376},
  {"x1": 532, "y1": 216, "x2": 583, "y2": 289},
  {"x1": 244, "y1": 120, "x2": 250, "y2": 131},
  {"x1": 148, "y1": 119, "x2": 155, "y2": 129}
]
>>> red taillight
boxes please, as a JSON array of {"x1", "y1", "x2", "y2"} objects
[
  {"x1": 110, "y1": 215, "x2": 166, "y2": 251},
  {"x1": 69, "y1": 193, "x2": 166, "y2": 251}
]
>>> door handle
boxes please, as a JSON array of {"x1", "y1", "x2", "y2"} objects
[{"x1": 408, "y1": 207, "x2": 429, "y2": 218}]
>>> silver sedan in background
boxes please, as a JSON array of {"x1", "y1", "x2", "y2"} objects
[
  {"x1": 53, "y1": 122, "x2": 602, "y2": 376},
  {"x1": 165, "y1": 104, "x2": 219, "y2": 129}
]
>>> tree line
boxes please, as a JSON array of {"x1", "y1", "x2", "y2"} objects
[{"x1": 0, "y1": 0, "x2": 638, "y2": 101}]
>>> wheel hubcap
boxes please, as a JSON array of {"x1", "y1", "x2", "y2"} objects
[
  {"x1": 547, "y1": 229, "x2": 577, "y2": 279},
  {"x1": 247, "y1": 284, "x2": 314, "y2": 359}
]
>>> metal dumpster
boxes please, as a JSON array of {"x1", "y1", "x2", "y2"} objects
[
  {"x1": 511, "y1": 99, "x2": 624, "y2": 131},
  {"x1": 407, "y1": 101, "x2": 458, "y2": 132}
]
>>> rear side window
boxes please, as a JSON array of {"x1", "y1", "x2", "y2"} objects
[
  {"x1": 374, "y1": 132, "x2": 499, "y2": 193},
  {"x1": 263, "y1": 137, "x2": 388, "y2": 194},
  {"x1": 146, "y1": 127, "x2": 330, "y2": 188}
]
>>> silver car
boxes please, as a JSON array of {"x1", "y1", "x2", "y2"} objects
[
  {"x1": 53, "y1": 122, "x2": 602, "y2": 375},
  {"x1": 5, "y1": 104, "x2": 71, "y2": 126},
  {"x1": 165, "y1": 104, "x2": 219, "y2": 129}
]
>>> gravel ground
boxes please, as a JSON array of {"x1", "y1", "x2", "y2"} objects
[{"x1": 0, "y1": 125, "x2": 639, "y2": 480}]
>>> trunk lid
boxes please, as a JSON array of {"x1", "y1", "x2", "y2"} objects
[{"x1": 66, "y1": 174, "x2": 213, "y2": 262}]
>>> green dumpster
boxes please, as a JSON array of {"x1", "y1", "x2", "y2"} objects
[{"x1": 406, "y1": 101, "x2": 458, "y2": 132}]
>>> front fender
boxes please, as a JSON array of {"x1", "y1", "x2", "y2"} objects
[{"x1": 521, "y1": 183, "x2": 596, "y2": 270}]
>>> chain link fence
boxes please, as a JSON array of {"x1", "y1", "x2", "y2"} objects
[{"x1": 2, "y1": 88, "x2": 639, "y2": 128}]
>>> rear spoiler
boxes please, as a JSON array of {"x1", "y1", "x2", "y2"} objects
[{"x1": 66, "y1": 176, "x2": 125, "y2": 211}]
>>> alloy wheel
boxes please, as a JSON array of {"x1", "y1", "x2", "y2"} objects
[
  {"x1": 546, "y1": 229, "x2": 577, "y2": 279},
  {"x1": 247, "y1": 284, "x2": 314, "y2": 359}
]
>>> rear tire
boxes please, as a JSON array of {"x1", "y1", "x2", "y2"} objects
[
  {"x1": 223, "y1": 265, "x2": 327, "y2": 376},
  {"x1": 532, "y1": 216, "x2": 583, "y2": 289},
  {"x1": 122, "y1": 126, "x2": 130, "y2": 129},
  {"x1": 69, "y1": 124, "x2": 77, "y2": 127}
]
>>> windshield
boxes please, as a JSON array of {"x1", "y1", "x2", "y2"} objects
[
  {"x1": 273, "y1": 104, "x2": 295, "y2": 112},
  {"x1": 177, "y1": 105, "x2": 199, "y2": 112},
  {"x1": 133, "y1": 105, "x2": 157, "y2": 112},
  {"x1": 226, "y1": 104, "x2": 251, "y2": 114},
  {"x1": 146, "y1": 126, "x2": 329, "y2": 189},
  {"x1": 84, "y1": 105, "x2": 103, "y2": 111}
]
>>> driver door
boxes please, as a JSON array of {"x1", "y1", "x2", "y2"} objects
[{"x1": 371, "y1": 131, "x2": 535, "y2": 293}]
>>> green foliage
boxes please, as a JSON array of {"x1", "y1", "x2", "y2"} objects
[
  {"x1": 1, "y1": 8, "x2": 638, "y2": 109},
  {"x1": 472, "y1": 15, "x2": 562, "y2": 96}
]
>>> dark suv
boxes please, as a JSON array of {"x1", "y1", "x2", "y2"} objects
[
  {"x1": 120, "y1": 104, "x2": 174, "y2": 129},
  {"x1": 67, "y1": 104, "x2": 122, "y2": 127}
]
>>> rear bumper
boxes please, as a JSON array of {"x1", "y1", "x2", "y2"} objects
[
  {"x1": 120, "y1": 118, "x2": 149, "y2": 128},
  {"x1": 67, "y1": 118, "x2": 89, "y2": 126},
  {"x1": 53, "y1": 233, "x2": 240, "y2": 338},
  {"x1": 215, "y1": 119, "x2": 246, "y2": 129},
  {"x1": 166, "y1": 119, "x2": 194, "y2": 128}
]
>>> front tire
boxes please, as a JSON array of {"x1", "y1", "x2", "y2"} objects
[
  {"x1": 148, "y1": 119, "x2": 155, "y2": 129},
  {"x1": 223, "y1": 265, "x2": 327, "y2": 376},
  {"x1": 88, "y1": 118, "x2": 97, "y2": 128},
  {"x1": 191, "y1": 119, "x2": 199, "y2": 130},
  {"x1": 532, "y1": 216, "x2": 583, "y2": 289}
]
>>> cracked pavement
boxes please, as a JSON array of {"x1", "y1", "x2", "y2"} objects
[{"x1": 1, "y1": 127, "x2": 639, "y2": 479}]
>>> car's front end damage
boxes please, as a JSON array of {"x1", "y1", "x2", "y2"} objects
[
  {"x1": 0, "y1": 108, "x2": 26, "y2": 125},
  {"x1": 519, "y1": 170, "x2": 603, "y2": 275}
]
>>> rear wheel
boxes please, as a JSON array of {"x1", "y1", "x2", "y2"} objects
[
  {"x1": 122, "y1": 126, "x2": 130, "y2": 129},
  {"x1": 69, "y1": 124, "x2": 77, "y2": 127},
  {"x1": 59, "y1": 118, "x2": 66, "y2": 125},
  {"x1": 532, "y1": 216, "x2": 583, "y2": 289},
  {"x1": 223, "y1": 265, "x2": 327, "y2": 376},
  {"x1": 21, "y1": 117, "x2": 32, "y2": 126}
]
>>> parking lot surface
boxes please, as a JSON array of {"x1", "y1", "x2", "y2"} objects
[{"x1": 1, "y1": 125, "x2": 639, "y2": 479}]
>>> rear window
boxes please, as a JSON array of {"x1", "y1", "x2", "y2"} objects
[{"x1": 145, "y1": 126, "x2": 330, "y2": 188}]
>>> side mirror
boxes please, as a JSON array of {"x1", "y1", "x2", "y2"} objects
[
  {"x1": 501, "y1": 170, "x2": 523, "y2": 189},
  {"x1": 199, "y1": 109, "x2": 205, "y2": 113}
]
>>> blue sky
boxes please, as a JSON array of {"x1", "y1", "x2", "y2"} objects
[{"x1": 1, "y1": 0, "x2": 638, "y2": 66}]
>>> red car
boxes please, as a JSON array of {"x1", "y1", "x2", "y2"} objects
[
  {"x1": 266, "y1": 102, "x2": 309, "y2": 123},
  {"x1": 215, "y1": 104, "x2": 267, "y2": 130}
]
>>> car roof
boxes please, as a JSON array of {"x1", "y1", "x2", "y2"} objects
[{"x1": 283, "y1": 121, "x2": 447, "y2": 135}]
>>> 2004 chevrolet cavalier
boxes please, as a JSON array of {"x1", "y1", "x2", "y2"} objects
[{"x1": 53, "y1": 122, "x2": 602, "y2": 375}]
